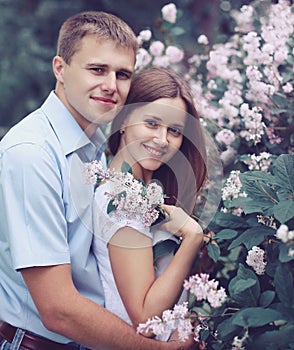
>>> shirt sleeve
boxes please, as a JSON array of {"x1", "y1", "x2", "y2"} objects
[
  {"x1": 0, "y1": 143, "x2": 70, "y2": 270},
  {"x1": 93, "y1": 183, "x2": 153, "y2": 246}
]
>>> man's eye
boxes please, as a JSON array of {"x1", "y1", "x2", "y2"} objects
[
  {"x1": 117, "y1": 71, "x2": 131, "y2": 80},
  {"x1": 168, "y1": 127, "x2": 182, "y2": 136},
  {"x1": 90, "y1": 67, "x2": 104, "y2": 74}
]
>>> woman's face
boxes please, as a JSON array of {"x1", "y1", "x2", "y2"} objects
[{"x1": 119, "y1": 97, "x2": 187, "y2": 180}]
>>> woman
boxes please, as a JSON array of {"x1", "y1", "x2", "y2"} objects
[{"x1": 92, "y1": 67, "x2": 208, "y2": 342}]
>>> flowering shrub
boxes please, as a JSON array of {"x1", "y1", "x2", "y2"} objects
[{"x1": 134, "y1": 1, "x2": 294, "y2": 349}]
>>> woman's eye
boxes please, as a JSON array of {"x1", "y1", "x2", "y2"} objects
[
  {"x1": 145, "y1": 120, "x2": 158, "y2": 128},
  {"x1": 168, "y1": 127, "x2": 182, "y2": 137}
]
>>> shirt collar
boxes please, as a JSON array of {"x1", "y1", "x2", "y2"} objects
[{"x1": 41, "y1": 91, "x2": 106, "y2": 160}]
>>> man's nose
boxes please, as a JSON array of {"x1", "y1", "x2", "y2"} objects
[{"x1": 101, "y1": 72, "x2": 117, "y2": 93}]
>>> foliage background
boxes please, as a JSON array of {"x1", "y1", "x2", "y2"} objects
[{"x1": 0, "y1": 0, "x2": 252, "y2": 133}]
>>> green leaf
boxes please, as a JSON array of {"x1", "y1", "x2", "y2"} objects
[
  {"x1": 259, "y1": 290, "x2": 276, "y2": 307},
  {"x1": 106, "y1": 199, "x2": 116, "y2": 214},
  {"x1": 216, "y1": 317, "x2": 241, "y2": 341},
  {"x1": 230, "y1": 278, "x2": 257, "y2": 294},
  {"x1": 208, "y1": 243, "x2": 220, "y2": 262},
  {"x1": 279, "y1": 243, "x2": 294, "y2": 263},
  {"x1": 241, "y1": 198, "x2": 274, "y2": 215},
  {"x1": 214, "y1": 229, "x2": 238, "y2": 242},
  {"x1": 228, "y1": 264, "x2": 260, "y2": 306},
  {"x1": 121, "y1": 161, "x2": 132, "y2": 174},
  {"x1": 271, "y1": 92, "x2": 289, "y2": 109},
  {"x1": 214, "y1": 212, "x2": 247, "y2": 229},
  {"x1": 273, "y1": 154, "x2": 294, "y2": 192},
  {"x1": 170, "y1": 26, "x2": 185, "y2": 36},
  {"x1": 232, "y1": 307, "x2": 284, "y2": 327},
  {"x1": 247, "y1": 324, "x2": 294, "y2": 350},
  {"x1": 274, "y1": 263, "x2": 294, "y2": 308},
  {"x1": 274, "y1": 200, "x2": 294, "y2": 223},
  {"x1": 228, "y1": 226, "x2": 274, "y2": 250},
  {"x1": 239, "y1": 172, "x2": 279, "y2": 205}
]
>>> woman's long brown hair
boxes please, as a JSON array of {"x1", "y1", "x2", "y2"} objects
[{"x1": 108, "y1": 67, "x2": 207, "y2": 214}]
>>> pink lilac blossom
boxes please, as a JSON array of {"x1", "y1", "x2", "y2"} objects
[
  {"x1": 246, "y1": 246, "x2": 267, "y2": 275},
  {"x1": 149, "y1": 41, "x2": 165, "y2": 56},
  {"x1": 239, "y1": 103, "x2": 265, "y2": 144},
  {"x1": 165, "y1": 46, "x2": 184, "y2": 63},
  {"x1": 135, "y1": 48, "x2": 152, "y2": 70},
  {"x1": 183, "y1": 273, "x2": 227, "y2": 308},
  {"x1": 137, "y1": 29, "x2": 152, "y2": 45},
  {"x1": 83, "y1": 160, "x2": 104, "y2": 184},
  {"x1": 282, "y1": 82, "x2": 293, "y2": 93},
  {"x1": 265, "y1": 126, "x2": 282, "y2": 145},
  {"x1": 245, "y1": 66, "x2": 276, "y2": 104},
  {"x1": 137, "y1": 274, "x2": 226, "y2": 341},
  {"x1": 83, "y1": 161, "x2": 164, "y2": 227},
  {"x1": 215, "y1": 129, "x2": 236, "y2": 146},
  {"x1": 153, "y1": 55, "x2": 170, "y2": 68},
  {"x1": 222, "y1": 170, "x2": 247, "y2": 201},
  {"x1": 261, "y1": 0, "x2": 294, "y2": 65},
  {"x1": 242, "y1": 152, "x2": 272, "y2": 171},
  {"x1": 161, "y1": 3, "x2": 177, "y2": 23},
  {"x1": 257, "y1": 215, "x2": 277, "y2": 230},
  {"x1": 231, "y1": 5, "x2": 255, "y2": 33},
  {"x1": 137, "y1": 302, "x2": 193, "y2": 341}
]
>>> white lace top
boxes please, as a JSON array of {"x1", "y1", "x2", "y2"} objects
[{"x1": 93, "y1": 182, "x2": 186, "y2": 341}]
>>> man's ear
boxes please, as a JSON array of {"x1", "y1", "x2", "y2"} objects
[{"x1": 52, "y1": 56, "x2": 65, "y2": 83}]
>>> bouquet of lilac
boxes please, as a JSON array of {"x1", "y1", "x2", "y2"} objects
[{"x1": 83, "y1": 160, "x2": 166, "y2": 227}]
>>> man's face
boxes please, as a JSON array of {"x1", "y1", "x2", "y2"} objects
[{"x1": 54, "y1": 35, "x2": 136, "y2": 131}]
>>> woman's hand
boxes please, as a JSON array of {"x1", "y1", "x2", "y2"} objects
[
  {"x1": 168, "y1": 329, "x2": 206, "y2": 349},
  {"x1": 159, "y1": 204, "x2": 203, "y2": 240}
]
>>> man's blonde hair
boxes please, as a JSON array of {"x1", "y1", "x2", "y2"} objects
[{"x1": 57, "y1": 11, "x2": 138, "y2": 64}]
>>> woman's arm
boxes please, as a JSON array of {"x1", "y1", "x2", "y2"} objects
[{"x1": 108, "y1": 205, "x2": 203, "y2": 328}]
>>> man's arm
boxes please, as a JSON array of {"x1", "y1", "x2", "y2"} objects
[{"x1": 21, "y1": 264, "x2": 183, "y2": 350}]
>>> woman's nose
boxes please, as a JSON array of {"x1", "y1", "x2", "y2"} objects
[{"x1": 153, "y1": 128, "x2": 168, "y2": 146}]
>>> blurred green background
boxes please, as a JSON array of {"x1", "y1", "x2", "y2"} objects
[{"x1": 0, "y1": 0, "x2": 252, "y2": 134}]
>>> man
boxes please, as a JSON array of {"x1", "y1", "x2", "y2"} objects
[{"x1": 0, "y1": 11, "x2": 196, "y2": 350}]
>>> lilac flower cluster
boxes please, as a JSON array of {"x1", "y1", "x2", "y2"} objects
[
  {"x1": 241, "y1": 152, "x2": 272, "y2": 171},
  {"x1": 137, "y1": 274, "x2": 227, "y2": 341},
  {"x1": 83, "y1": 160, "x2": 164, "y2": 227},
  {"x1": 135, "y1": 4, "x2": 184, "y2": 70},
  {"x1": 137, "y1": 302, "x2": 194, "y2": 342},
  {"x1": 184, "y1": 273, "x2": 227, "y2": 308},
  {"x1": 184, "y1": 0, "x2": 294, "y2": 161},
  {"x1": 221, "y1": 170, "x2": 247, "y2": 202},
  {"x1": 246, "y1": 246, "x2": 267, "y2": 275}
]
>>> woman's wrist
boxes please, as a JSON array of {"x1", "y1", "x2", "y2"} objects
[{"x1": 180, "y1": 227, "x2": 203, "y2": 241}]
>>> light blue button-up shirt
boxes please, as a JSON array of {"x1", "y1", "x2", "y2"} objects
[{"x1": 0, "y1": 91, "x2": 106, "y2": 343}]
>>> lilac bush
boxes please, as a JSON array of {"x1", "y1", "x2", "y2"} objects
[{"x1": 134, "y1": 1, "x2": 294, "y2": 348}]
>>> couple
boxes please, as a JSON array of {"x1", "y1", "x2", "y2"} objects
[{"x1": 0, "y1": 10, "x2": 207, "y2": 350}]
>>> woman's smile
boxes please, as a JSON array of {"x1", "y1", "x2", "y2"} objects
[{"x1": 143, "y1": 144, "x2": 166, "y2": 158}]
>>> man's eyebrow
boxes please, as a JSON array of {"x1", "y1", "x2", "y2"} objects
[{"x1": 85, "y1": 63, "x2": 133, "y2": 74}]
